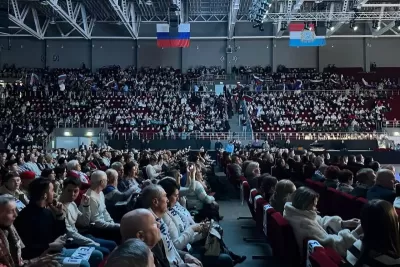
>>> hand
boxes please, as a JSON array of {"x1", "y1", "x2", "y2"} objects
[
  {"x1": 26, "y1": 254, "x2": 61, "y2": 267},
  {"x1": 354, "y1": 224, "x2": 363, "y2": 235},
  {"x1": 81, "y1": 194, "x2": 90, "y2": 206},
  {"x1": 192, "y1": 224, "x2": 203, "y2": 233},
  {"x1": 94, "y1": 242, "x2": 101, "y2": 247},
  {"x1": 48, "y1": 235, "x2": 66, "y2": 252},
  {"x1": 49, "y1": 201, "x2": 63, "y2": 216},
  {"x1": 184, "y1": 254, "x2": 203, "y2": 267},
  {"x1": 342, "y1": 218, "x2": 360, "y2": 229}
]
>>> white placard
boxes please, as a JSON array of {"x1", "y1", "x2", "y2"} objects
[
  {"x1": 253, "y1": 195, "x2": 262, "y2": 212},
  {"x1": 306, "y1": 240, "x2": 322, "y2": 267},
  {"x1": 263, "y1": 204, "x2": 272, "y2": 236},
  {"x1": 249, "y1": 189, "x2": 257, "y2": 204},
  {"x1": 63, "y1": 246, "x2": 95, "y2": 266}
]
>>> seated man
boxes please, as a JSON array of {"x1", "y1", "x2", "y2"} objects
[
  {"x1": 367, "y1": 169, "x2": 396, "y2": 203},
  {"x1": 104, "y1": 168, "x2": 137, "y2": 207},
  {"x1": 14, "y1": 178, "x2": 103, "y2": 267},
  {"x1": 81, "y1": 170, "x2": 121, "y2": 243},
  {"x1": 59, "y1": 177, "x2": 117, "y2": 255},
  {"x1": 105, "y1": 238, "x2": 155, "y2": 267},
  {"x1": 351, "y1": 168, "x2": 376, "y2": 198}
]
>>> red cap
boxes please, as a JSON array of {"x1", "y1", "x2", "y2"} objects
[{"x1": 20, "y1": 171, "x2": 36, "y2": 180}]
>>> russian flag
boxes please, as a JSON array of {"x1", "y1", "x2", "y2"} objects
[
  {"x1": 289, "y1": 23, "x2": 326, "y2": 47},
  {"x1": 157, "y1": 24, "x2": 190, "y2": 48},
  {"x1": 58, "y1": 74, "x2": 67, "y2": 84}
]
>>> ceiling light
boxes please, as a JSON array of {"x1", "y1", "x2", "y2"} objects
[{"x1": 145, "y1": 0, "x2": 153, "y2": 5}]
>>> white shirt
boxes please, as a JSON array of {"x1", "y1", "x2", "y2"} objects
[{"x1": 63, "y1": 202, "x2": 96, "y2": 246}]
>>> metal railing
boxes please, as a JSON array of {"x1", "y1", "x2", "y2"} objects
[
  {"x1": 384, "y1": 121, "x2": 400, "y2": 128},
  {"x1": 107, "y1": 131, "x2": 383, "y2": 141}
]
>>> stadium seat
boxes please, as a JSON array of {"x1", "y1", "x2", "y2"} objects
[
  {"x1": 326, "y1": 188, "x2": 357, "y2": 219},
  {"x1": 247, "y1": 188, "x2": 259, "y2": 219},
  {"x1": 262, "y1": 204, "x2": 276, "y2": 238},
  {"x1": 309, "y1": 249, "x2": 339, "y2": 267},
  {"x1": 305, "y1": 179, "x2": 328, "y2": 214},
  {"x1": 255, "y1": 197, "x2": 268, "y2": 232}
]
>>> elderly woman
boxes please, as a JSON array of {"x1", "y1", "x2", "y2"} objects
[
  {"x1": 0, "y1": 172, "x2": 29, "y2": 211},
  {"x1": 104, "y1": 169, "x2": 137, "y2": 208},
  {"x1": 0, "y1": 194, "x2": 60, "y2": 267},
  {"x1": 244, "y1": 161, "x2": 261, "y2": 190},
  {"x1": 67, "y1": 160, "x2": 89, "y2": 184},
  {"x1": 283, "y1": 187, "x2": 363, "y2": 257}
]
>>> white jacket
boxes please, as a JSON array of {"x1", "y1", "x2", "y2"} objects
[{"x1": 283, "y1": 202, "x2": 360, "y2": 257}]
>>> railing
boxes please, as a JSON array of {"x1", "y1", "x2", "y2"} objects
[
  {"x1": 56, "y1": 120, "x2": 107, "y2": 128},
  {"x1": 384, "y1": 121, "x2": 400, "y2": 128},
  {"x1": 107, "y1": 131, "x2": 383, "y2": 141}
]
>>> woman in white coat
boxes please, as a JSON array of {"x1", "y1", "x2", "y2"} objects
[{"x1": 283, "y1": 187, "x2": 363, "y2": 257}]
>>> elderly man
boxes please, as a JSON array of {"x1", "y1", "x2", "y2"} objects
[
  {"x1": 367, "y1": 169, "x2": 396, "y2": 203},
  {"x1": 105, "y1": 238, "x2": 155, "y2": 267},
  {"x1": 131, "y1": 187, "x2": 202, "y2": 267},
  {"x1": 67, "y1": 160, "x2": 89, "y2": 184},
  {"x1": 104, "y1": 169, "x2": 136, "y2": 208},
  {"x1": 145, "y1": 156, "x2": 162, "y2": 180},
  {"x1": 351, "y1": 168, "x2": 376, "y2": 198},
  {"x1": 227, "y1": 155, "x2": 242, "y2": 187},
  {"x1": 19, "y1": 153, "x2": 41, "y2": 178},
  {"x1": 82, "y1": 170, "x2": 121, "y2": 243},
  {"x1": 110, "y1": 161, "x2": 124, "y2": 179}
]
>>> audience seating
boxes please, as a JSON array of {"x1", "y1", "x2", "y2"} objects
[{"x1": 326, "y1": 188, "x2": 358, "y2": 219}]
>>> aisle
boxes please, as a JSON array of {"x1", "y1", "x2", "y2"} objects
[{"x1": 218, "y1": 200, "x2": 282, "y2": 267}]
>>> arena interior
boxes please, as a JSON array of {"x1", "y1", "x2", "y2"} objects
[{"x1": 1, "y1": 0, "x2": 400, "y2": 266}]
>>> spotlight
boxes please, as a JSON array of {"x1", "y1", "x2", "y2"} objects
[
  {"x1": 353, "y1": 25, "x2": 358, "y2": 31},
  {"x1": 349, "y1": 20, "x2": 357, "y2": 31},
  {"x1": 259, "y1": 24, "x2": 264, "y2": 31},
  {"x1": 395, "y1": 21, "x2": 400, "y2": 30}
]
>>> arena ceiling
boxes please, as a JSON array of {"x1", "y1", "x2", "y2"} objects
[{"x1": 0, "y1": 0, "x2": 399, "y2": 39}]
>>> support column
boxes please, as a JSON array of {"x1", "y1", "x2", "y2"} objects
[{"x1": 363, "y1": 37, "x2": 371, "y2": 72}]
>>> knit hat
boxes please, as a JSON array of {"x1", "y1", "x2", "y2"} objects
[{"x1": 20, "y1": 171, "x2": 36, "y2": 180}]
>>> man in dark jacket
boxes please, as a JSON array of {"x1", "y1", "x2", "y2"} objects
[
  {"x1": 367, "y1": 169, "x2": 396, "y2": 203},
  {"x1": 351, "y1": 168, "x2": 376, "y2": 198}
]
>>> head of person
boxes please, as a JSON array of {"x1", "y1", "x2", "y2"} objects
[
  {"x1": 244, "y1": 161, "x2": 260, "y2": 179},
  {"x1": 375, "y1": 169, "x2": 396, "y2": 190},
  {"x1": 54, "y1": 166, "x2": 67, "y2": 180},
  {"x1": 340, "y1": 155, "x2": 348, "y2": 165},
  {"x1": 2, "y1": 172, "x2": 21, "y2": 192},
  {"x1": 61, "y1": 177, "x2": 82, "y2": 203},
  {"x1": 291, "y1": 187, "x2": 319, "y2": 212},
  {"x1": 29, "y1": 178, "x2": 55, "y2": 205},
  {"x1": 120, "y1": 209, "x2": 161, "y2": 248},
  {"x1": 106, "y1": 169, "x2": 119, "y2": 187},
  {"x1": 124, "y1": 161, "x2": 138, "y2": 177},
  {"x1": 270, "y1": 179, "x2": 296, "y2": 212},
  {"x1": 356, "y1": 154, "x2": 364, "y2": 164},
  {"x1": 314, "y1": 156, "x2": 324, "y2": 168},
  {"x1": 5, "y1": 160, "x2": 18, "y2": 173},
  {"x1": 0, "y1": 195, "x2": 17, "y2": 227},
  {"x1": 158, "y1": 178, "x2": 180, "y2": 208},
  {"x1": 338, "y1": 169, "x2": 354, "y2": 185},
  {"x1": 324, "y1": 166, "x2": 340, "y2": 181},
  {"x1": 381, "y1": 165, "x2": 396, "y2": 174},
  {"x1": 258, "y1": 174, "x2": 278, "y2": 200},
  {"x1": 231, "y1": 155, "x2": 241, "y2": 165},
  {"x1": 140, "y1": 185, "x2": 168, "y2": 216},
  {"x1": 356, "y1": 168, "x2": 376, "y2": 187},
  {"x1": 111, "y1": 162, "x2": 124, "y2": 178},
  {"x1": 149, "y1": 156, "x2": 157, "y2": 166},
  {"x1": 41, "y1": 168, "x2": 55, "y2": 181},
  {"x1": 165, "y1": 169, "x2": 182, "y2": 186},
  {"x1": 369, "y1": 161, "x2": 380, "y2": 173},
  {"x1": 67, "y1": 160, "x2": 81, "y2": 172},
  {"x1": 19, "y1": 171, "x2": 35, "y2": 188},
  {"x1": 105, "y1": 238, "x2": 155, "y2": 267},
  {"x1": 91, "y1": 170, "x2": 108, "y2": 190},
  {"x1": 357, "y1": 199, "x2": 400, "y2": 261}
]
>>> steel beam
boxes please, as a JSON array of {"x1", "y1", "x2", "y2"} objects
[
  {"x1": 46, "y1": 0, "x2": 92, "y2": 39},
  {"x1": 173, "y1": 0, "x2": 182, "y2": 24},
  {"x1": 373, "y1": 20, "x2": 396, "y2": 36},
  {"x1": 276, "y1": 3, "x2": 285, "y2": 37},
  {"x1": 228, "y1": 0, "x2": 240, "y2": 39},
  {"x1": 356, "y1": 0, "x2": 369, "y2": 9},
  {"x1": 108, "y1": 0, "x2": 138, "y2": 39},
  {"x1": 292, "y1": 0, "x2": 305, "y2": 13},
  {"x1": 326, "y1": 2, "x2": 346, "y2": 38},
  {"x1": 8, "y1": 0, "x2": 47, "y2": 39}
]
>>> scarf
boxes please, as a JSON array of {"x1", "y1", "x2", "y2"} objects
[
  {"x1": 172, "y1": 203, "x2": 194, "y2": 229},
  {"x1": 167, "y1": 207, "x2": 185, "y2": 234},
  {"x1": 0, "y1": 225, "x2": 24, "y2": 267}
]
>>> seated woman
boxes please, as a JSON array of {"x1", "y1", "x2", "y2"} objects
[
  {"x1": 104, "y1": 169, "x2": 137, "y2": 207},
  {"x1": 166, "y1": 168, "x2": 195, "y2": 208},
  {"x1": 118, "y1": 161, "x2": 141, "y2": 193},
  {"x1": 283, "y1": 187, "x2": 363, "y2": 257},
  {"x1": 324, "y1": 166, "x2": 340, "y2": 189},
  {"x1": 269, "y1": 179, "x2": 296, "y2": 213},
  {"x1": 337, "y1": 169, "x2": 354, "y2": 194},
  {"x1": 347, "y1": 199, "x2": 400, "y2": 266},
  {"x1": 258, "y1": 174, "x2": 278, "y2": 199},
  {"x1": 185, "y1": 163, "x2": 222, "y2": 222},
  {"x1": 158, "y1": 177, "x2": 246, "y2": 266},
  {"x1": 0, "y1": 172, "x2": 29, "y2": 211}
]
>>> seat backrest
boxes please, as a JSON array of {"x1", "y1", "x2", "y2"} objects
[
  {"x1": 263, "y1": 204, "x2": 275, "y2": 237},
  {"x1": 327, "y1": 188, "x2": 357, "y2": 219},
  {"x1": 309, "y1": 250, "x2": 339, "y2": 267},
  {"x1": 242, "y1": 181, "x2": 250, "y2": 201},
  {"x1": 255, "y1": 198, "x2": 268, "y2": 231}
]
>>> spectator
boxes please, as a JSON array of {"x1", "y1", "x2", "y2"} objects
[
  {"x1": 146, "y1": 156, "x2": 162, "y2": 180},
  {"x1": 346, "y1": 199, "x2": 400, "y2": 266},
  {"x1": 244, "y1": 161, "x2": 261, "y2": 189},
  {"x1": 119, "y1": 161, "x2": 141, "y2": 193},
  {"x1": 269, "y1": 179, "x2": 296, "y2": 214},
  {"x1": 105, "y1": 238, "x2": 155, "y2": 267},
  {"x1": 19, "y1": 171, "x2": 35, "y2": 197},
  {"x1": 227, "y1": 155, "x2": 242, "y2": 186},
  {"x1": 337, "y1": 169, "x2": 354, "y2": 194},
  {"x1": 0, "y1": 194, "x2": 60, "y2": 267},
  {"x1": 104, "y1": 168, "x2": 136, "y2": 207},
  {"x1": 19, "y1": 154, "x2": 41, "y2": 178},
  {"x1": 258, "y1": 175, "x2": 278, "y2": 202},
  {"x1": 14, "y1": 178, "x2": 104, "y2": 266},
  {"x1": 53, "y1": 166, "x2": 67, "y2": 197},
  {"x1": 83, "y1": 170, "x2": 121, "y2": 243},
  {"x1": 324, "y1": 166, "x2": 340, "y2": 189},
  {"x1": 367, "y1": 169, "x2": 396, "y2": 203},
  {"x1": 351, "y1": 168, "x2": 376, "y2": 198},
  {"x1": 283, "y1": 187, "x2": 363, "y2": 257},
  {"x1": 67, "y1": 160, "x2": 89, "y2": 184},
  {"x1": 110, "y1": 161, "x2": 124, "y2": 179},
  {"x1": 0, "y1": 172, "x2": 29, "y2": 210}
]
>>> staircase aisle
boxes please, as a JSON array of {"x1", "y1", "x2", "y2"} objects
[{"x1": 228, "y1": 114, "x2": 241, "y2": 133}]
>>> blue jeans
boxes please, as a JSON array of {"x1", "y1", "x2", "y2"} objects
[
  {"x1": 60, "y1": 248, "x2": 103, "y2": 267},
  {"x1": 84, "y1": 234, "x2": 117, "y2": 256}
]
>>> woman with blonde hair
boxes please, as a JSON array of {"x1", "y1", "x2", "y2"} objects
[{"x1": 269, "y1": 179, "x2": 296, "y2": 213}]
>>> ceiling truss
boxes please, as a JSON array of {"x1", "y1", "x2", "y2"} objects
[{"x1": 108, "y1": 0, "x2": 139, "y2": 38}]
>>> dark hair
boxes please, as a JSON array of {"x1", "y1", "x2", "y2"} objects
[
  {"x1": 338, "y1": 169, "x2": 353, "y2": 184},
  {"x1": 260, "y1": 175, "x2": 278, "y2": 201},
  {"x1": 28, "y1": 178, "x2": 52, "y2": 202},
  {"x1": 63, "y1": 177, "x2": 82, "y2": 189},
  {"x1": 2, "y1": 172, "x2": 19, "y2": 184},
  {"x1": 124, "y1": 161, "x2": 136, "y2": 176},
  {"x1": 370, "y1": 161, "x2": 380, "y2": 172},
  {"x1": 5, "y1": 160, "x2": 17, "y2": 168},
  {"x1": 58, "y1": 157, "x2": 66, "y2": 165},
  {"x1": 54, "y1": 166, "x2": 66, "y2": 177},
  {"x1": 158, "y1": 178, "x2": 180, "y2": 198},
  {"x1": 41, "y1": 168, "x2": 54, "y2": 178},
  {"x1": 324, "y1": 165, "x2": 340, "y2": 180},
  {"x1": 355, "y1": 200, "x2": 400, "y2": 267}
]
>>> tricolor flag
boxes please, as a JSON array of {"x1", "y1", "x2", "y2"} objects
[
  {"x1": 156, "y1": 24, "x2": 190, "y2": 48},
  {"x1": 58, "y1": 74, "x2": 67, "y2": 84},
  {"x1": 29, "y1": 73, "x2": 39, "y2": 86},
  {"x1": 289, "y1": 23, "x2": 326, "y2": 47}
]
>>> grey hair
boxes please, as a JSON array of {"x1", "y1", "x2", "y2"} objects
[
  {"x1": 0, "y1": 194, "x2": 16, "y2": 206},
  {"x1": 105, "y1": 238, "x2": 150, "y2": 267},
  {"x1": 66, "y1": 160, "x2": 79, "y2": 171},
  {"x1": 291, "y1": 186, "x2": 319, "y2": 211},
  {"x1": 91, "y1": 170, "x2": 107, "y2": 186},
  {"x1": 140, "y1": 184, "x2": 164, "y2": 209},
  {"x1": 111, "y1": 162, "x2": 123, "y2": 171},
  {"x1": 244, "y1": 161, "x2": 259, "y2": 179}
]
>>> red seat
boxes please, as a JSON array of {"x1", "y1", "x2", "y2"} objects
[
  {"x1": 309, "y1": 249, "x2": 338, "y2": 267},
  {"x1": 255, "y1": 197, "x2": 268, "y2": 232},
  {"x1": 241, "y1": 180, "x2": 250, "y2": 205},
  {"x1": 305, "y1": 179, "x2": 328, "y2": 214},
  {"x1": 269, "y1": 212, "x2": 301, "y2": 265},
  {"x1": 263, "y1": 204, "x2": 276, "y2": 238},
  {"x1": 326, "y1": 188, "x2": 357, "y2": 219},
  {"x1": 247, "y1": 189, "x2": 259, "y2": 219}
]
